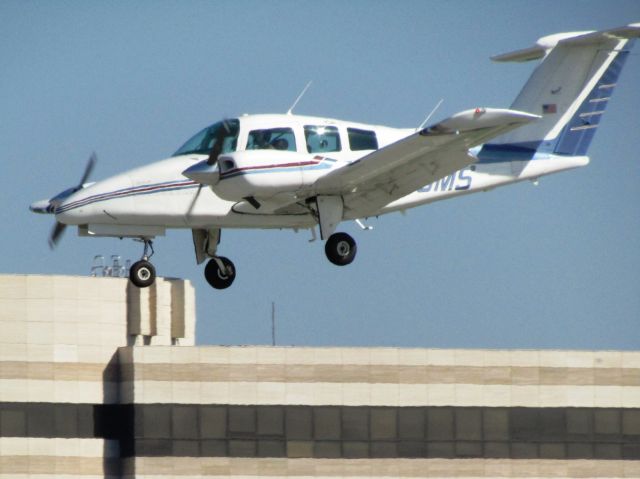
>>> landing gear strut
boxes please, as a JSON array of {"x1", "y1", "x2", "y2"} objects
[
  {"x1": 325, "y1": 232, "x2": 357, "y2": 266},
  {"x1": 129, "y1": 239, "x2": 157, "y2": 288},
  {"x1": 192, "y1": 228, "x2": 237, "y2": 290},
  {"x1": 204, "y1": 256, "x2": 236, "y2": 289}
]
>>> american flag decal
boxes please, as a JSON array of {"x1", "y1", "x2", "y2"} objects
[{"x1": 542, "y1": 103, "x2": 557, "y2": 114}]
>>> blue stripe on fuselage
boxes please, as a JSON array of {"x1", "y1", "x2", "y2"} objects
[{"x1": 475, "y1": 141, "x2": 554, "y2": 164}]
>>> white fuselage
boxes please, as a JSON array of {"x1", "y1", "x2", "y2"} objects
[{"x1": 55, "y1": 113, "x2": 588, "y2": 238}]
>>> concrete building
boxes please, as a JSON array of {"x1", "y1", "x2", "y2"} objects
[{"x1": 0, "y1": 274, "x2": 639, "y2": 478}]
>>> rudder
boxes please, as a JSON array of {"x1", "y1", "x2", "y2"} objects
[
  {"x1": 552, "y1": 40, "x2": 633, "y2": 156},
  {"x1": 487, "y1": 24, "x2": 639, "y2": 156}
]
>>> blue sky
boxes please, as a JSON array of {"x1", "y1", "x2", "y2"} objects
[{"x1": 2, "y1": 1, "x2": 639, "y2": 349}]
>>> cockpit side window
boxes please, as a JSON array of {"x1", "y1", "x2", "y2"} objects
[
  {"x1": 246, "y1": 128, "x2": 296, "y2": 151},
  {"x1": 173, "y1": 119, "x2": 239, "y2": 157},
  {"x1": 304, "y1": 126, "x2": 341, "y2": 153},
  {"x1": 347, "y1": 127, "x2": 378, "y2": 151}
]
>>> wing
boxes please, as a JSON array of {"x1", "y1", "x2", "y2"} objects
[{"x1": 311, "y1": 108, "x2": 539, "y2": 216}]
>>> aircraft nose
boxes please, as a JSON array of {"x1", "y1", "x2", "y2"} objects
[{"x1": 29, "y1": 199, "x2": 54, "y2": 214}]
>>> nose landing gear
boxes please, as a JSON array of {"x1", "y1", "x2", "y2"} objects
[
  {"x1": 129, "y1": 260, "x2": 156, "y2": 288},
  {"x1": 129, "y1": 239, "x2": 157, "y2": 288}
]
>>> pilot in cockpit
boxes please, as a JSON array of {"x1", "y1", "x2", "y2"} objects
[{"x1": 271, "y1": 138, "x2": 289, "y2": 150}]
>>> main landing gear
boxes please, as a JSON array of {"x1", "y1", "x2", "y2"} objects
[
  {"x1": 129, "y1": 239, "x2": 156, "y2": 288},
  {"x1": 192, "y1": 228, "x2": 237, "y2": 290},
  {"x1": 325, "y1": 232, "x2": 357, "y2": 266},
  {"x1": 310, "y1": 195, "x2": 358, "y2": 267},
  {"x1": 204, "y1": 256, "x2": 236, "y2": 289}
]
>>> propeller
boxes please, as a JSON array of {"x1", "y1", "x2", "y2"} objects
[
  {"x1": 186, "y1": 183, "x2": 204, "y2": 217},
  {"x1": 78, "y1": 152, "x2": 97, "y2": 186},
  {"x1": 206, "y1": 119, "x2": 232, "y2": 166},
  {"x1": 48, "y1": 221, "x2": 66, "y2": 250},
  {"x1": 185, "y1": 120, "x2": 233, "y2": 215},
  {"x1": 47, "y1": 153, "x2": 97, "y2": 249},
  {"x1": 184, "y1": 119, "x2": 238, "y2": 214}
]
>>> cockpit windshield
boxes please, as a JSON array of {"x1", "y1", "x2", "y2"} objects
[{"x1": 173, "y1": 119, "x2": 240, "y2": 157}]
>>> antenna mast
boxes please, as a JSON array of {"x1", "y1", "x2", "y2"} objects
[
  {"x1": 287, "y1": 81, "x2": 312, "y2": 115},
  {"x1": 417, "y1": 98, "x2": 444, "y2": 131}
]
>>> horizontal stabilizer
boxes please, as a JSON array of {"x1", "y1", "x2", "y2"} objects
[{"x1": 492, "y1": 23, "x2": 640, "y2": 63}]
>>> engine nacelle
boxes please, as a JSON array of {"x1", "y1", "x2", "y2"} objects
[{"x1": 212, "y1": 150, "x2": 329, "y2": 202}]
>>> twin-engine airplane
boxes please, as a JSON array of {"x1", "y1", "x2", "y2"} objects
[{"x1": 31, "y1": 24, "x2": 639, "y2": 289}]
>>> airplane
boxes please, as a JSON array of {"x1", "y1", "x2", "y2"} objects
[{"x1": 31, "y1": 23, "x2": 639, "y2": 290}]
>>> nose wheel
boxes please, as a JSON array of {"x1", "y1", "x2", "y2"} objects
[
  {"x1": 325, "y1": 232, "x2": 357, "y2": 266},
  {"x1": 129, "y1": 239, "x2": 157, "y2": 288},
  {"x1": 204, "y1": 256, "x2": 236, "y2": 289},
  {"x1": 129, "y1": 260, "x2": 156, "y2": 288}
]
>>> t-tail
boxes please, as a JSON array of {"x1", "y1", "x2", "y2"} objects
[{"x1": 478, "y1": 23, "x2": 640, "y2": 176}]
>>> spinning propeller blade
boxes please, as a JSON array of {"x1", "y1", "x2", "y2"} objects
[
  {"x1": 206, "y1": 119, "x2": 232, "y2": 166},
  {"x1": 189, "y1": 120, "x2": 232, "y2": 210},
  {"x1": 79, "y1": 152, "x2": 97, "y2": 186},
  {"x1": 48, "y1": 222, "x2": 66, "y2": 250},
  {"x1": 186, "y1": 184, "x2": 204, "y2": 216},
  {"x1": 47, "y1": 153, "x2": 97, "y2": 249}
]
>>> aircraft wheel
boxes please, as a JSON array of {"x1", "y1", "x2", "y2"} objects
[
  {"x1": 129, "y1": 260, "x2": 156, "y2": 288},
  {"x1": 205, "y1": 256, "x2": 236, "y2": 289},
  {"x1": 325, "y1": 232, "x2": 357, "y2": 266}
]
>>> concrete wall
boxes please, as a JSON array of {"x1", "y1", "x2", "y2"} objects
[
  {"x1": 0, "y1": 274, "x2": 195, "y2": 478},
  {"x1": 119, "y1": 346, "x2": 640, "y2": 407},
  {"x1": 0, "y1": 438, "x2": 119, "y2": 478},
  {"x1": 118, "y1": 346, "x2": 640, "y2": 478}
]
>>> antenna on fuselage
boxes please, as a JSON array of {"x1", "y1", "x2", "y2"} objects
[
  {"x1": 417, "y1": 98, "x2": 444, "y2": 131},
  {"x1": 287, "y1": 80, "x2": 313, "y2": 115}
]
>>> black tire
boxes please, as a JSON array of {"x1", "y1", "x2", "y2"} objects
[
  {"x1": 204, "y1": 256, "x2": 236, "y2": 289},
  {"x1": 325, "y1": 232, "x2": 357, "y2": 266},
  {"x1": 129, "y1": 260, "x2": 156, "y2": 288}
]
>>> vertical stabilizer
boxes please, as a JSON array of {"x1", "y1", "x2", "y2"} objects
[{"x1": 486, "y1": 24, "x2": 639, "y2": 157}]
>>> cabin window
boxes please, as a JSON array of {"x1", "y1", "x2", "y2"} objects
[
  {"x1": 246, "y1": 128, "x2": 296, "y2": 152},
  {"x1": 173, "y1": 119, "x2": 239, "y2": 157},
  {"x1": 348, "y1": 128, "x2": 378, "y2": 151},
  {"x1": 304, "y1": 125, "x2": 341, "y2": 153}
]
